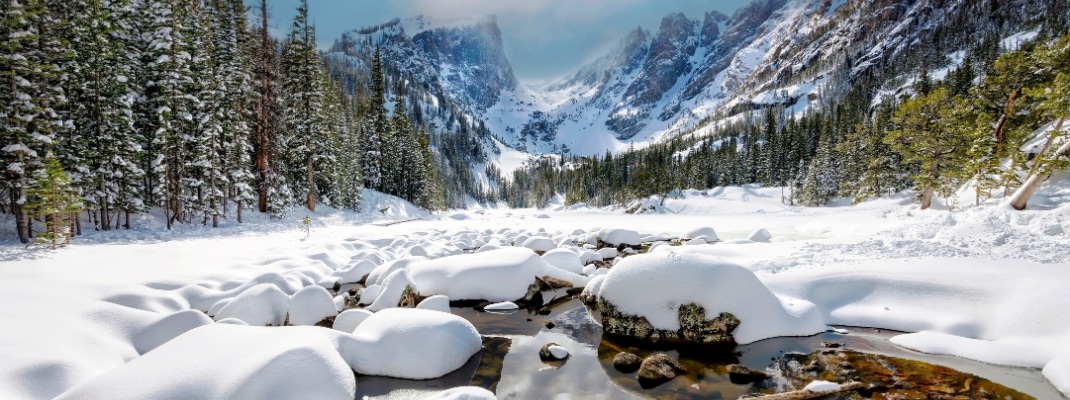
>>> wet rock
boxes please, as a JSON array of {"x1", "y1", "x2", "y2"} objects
[
  {"x1": 636, "y1": 353, "x2": 687, "y2": 388},
  {"x1": 539, "y1": 343, "x2": 569, "y2": 361},
  {"x1": 544, "y1": 321, "x2": 556, "y2": 329},
  {"x1": 539, "y1": 276, "x2": 573, "y2": 290},
  {"x1": 612, "y1": 352, "x2": 642, "y2": 373},
  {"x1": 597, "y1": 298, "x2": 740, "y2": 346},
  {"x1": 728, "y1": 364, "x2": 770, "y2": 384},
  {"x1": 820, "y1": 341, "x2": 843, "y2": 348}
]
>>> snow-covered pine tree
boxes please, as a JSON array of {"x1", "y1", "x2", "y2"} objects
[
  {"x1": 135, "y1": 0, "x2": 199, "y2": 229},
  {"x1": 212, "y1": 0, "x2": 256, "y2": 223},
  {"x1": 325, "y1": 76, "x2": 361, "y2": 211},
  {"x1": 885, "y1": 88, "x2": 971, "y2": 209},
  {"x1": 248, "y1": 0, "x2": 289, "y2": 218},
  {"x1": 180, "y1": 0, "x2": 222, "y2": 226},
  {"x1": 60, "y1": 0, "x2": 144, "y2": 231},
  {"x1": 0, "y1": 0, "x2": 68, "y2": 243},
  {"x1": 360, "y1": 47, "x2": 386, "y2": 192},
  {"x1": 280, "y1": 0, "x2": 332, "y2": 212}
]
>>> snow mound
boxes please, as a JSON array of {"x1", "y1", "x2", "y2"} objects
[
  {"x1": 426, "y1": 386, "x2": 496, "y2": 400},
  {"x1": 747, "y1": 228, "x2": 772, "y2": 242},
  {"x1": 684, "y1": 227, "x2": 719, "y2": 241},
  {"x1": 804, "y1": 380, "x2": 840, "y2": 393},
  {"x1": 214, "y1": 284, "x2": 291, "y2": 326},
  {"x1": 520, "y1": 236, "x2": 556, "y2": 252},
  {"x1": 56, "y1": 325, "x2": 356, "y2": 400},
  {"x1": 417, "y1": 295, "x2": 452, "y2": 313},
  {"x1": 597, "y1": 228, "x2": 641, "y2": 246},
  {"x1": 287, "y1": 286, "x2": 337, "y2": 326},
  {"x1": 340, "y1": 308, "x2": 481, "y2": 380},
  {"x1": 133, "y1": 309, "x2": 213, "y2": 355},
  {"x1": 332, "y1": 260, "x2": 377, "y2": 283},
  {"x1": 541, "y1": 248, "x2": 584, "y2": 275},
  {"x1": 383, "y1": 248, "x2": 587, "y2": 302},
  {"x1": 332, "y1": 309, "x2": 373, "y2": 333},
  {"x1": 889, "y1": 331, "x2": 1052, "y2": 368},
  {"x1": 596, "y1": 252, "x2": 826, "y2": 344},
  {"x1": 484, "y1": 301, "x2": 519, "y2": 311},
  {"x1": 367, "y1": 269, "x2": 418, "y2": 312}
]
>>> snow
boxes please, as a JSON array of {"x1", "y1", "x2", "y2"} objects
[
  {"x1": 547, "y1": 345, "x2": 569, "y2": 360},
  {"x1": 342, "y1": 308, "x2": 481, "y2": 380},
  {"x1": 595, "y1": 252, "x2": 827, "y2": 344},
  {"x1": 542, "y1": 248, "x2": 585, "y2": 275},
  {"x1": 213, "y1": 283, "x2": 291, "y2": 326},
  {"x1": 4, "y1": 184, "x2": 1070, "y2": 397},
  {"x1": 484, "y1": 301, "x2": 519, "y2": 311},
  {"x1": 56, "y1": 325, "x2": 358, "y2": 400},
  {"x1": 425, "y1": 386, "x2": 496, "y2": 400},
  {"x1": 369, "y1": 248, "x2": 587, "y2": 302},
  {"x1": 803, "y1": 380, "x2": 840, "y2": 393},
  {"x1": 287, "y1": 285, "x2": 337, "y2": 326},
  {"x1": 132, "y1": 309, "x2": 212, "y2": 355},
  {"x1": 417, "y1": 294, "x2": 452, "y2": 313},
  {"x1": 684, "y1": 226, "x2": 719, "y2": 240},
  {"x1": 597, "y1": 227, "x2": 641, "y2": 246},
  {"x1": 332, "y1": 309, "x2": 373, "y2": 333}
]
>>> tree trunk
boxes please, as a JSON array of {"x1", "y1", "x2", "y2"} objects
[
  {"x1": 13, "y1": 190, "x2": 29, "y2": 244},
  {"x1": 306, "y1": 155, "x2": 315, "y2": 212},
  {"x1": 992, "y1": 87, "x2": 1019, "y2": 160},
  {"x1": 255, "y1": 0, "x2": 271, "y2": 214},
  {"x1": 920, "y1": 187, "x2": 934, "y2": 210},
  {"x1": 1009, "y1": 120, "x2": 1069, "y2": 210}
]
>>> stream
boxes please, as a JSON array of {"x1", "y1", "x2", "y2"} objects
[{"x1": 354, "y1": 292, "x2": 1063, "y2": 399}]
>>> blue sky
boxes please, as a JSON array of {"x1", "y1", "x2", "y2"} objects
[{"x1": 250, "y1": 0, "x2": 750, "y2": 83}]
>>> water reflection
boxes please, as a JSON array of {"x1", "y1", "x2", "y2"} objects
[{"x1": 355, "y1": 301, "x2": 1061, "y2": 400}]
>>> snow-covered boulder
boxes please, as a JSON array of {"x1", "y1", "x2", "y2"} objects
[
  {"x1": 684, "y1": 238, "x2": 708, "y2": 246},
  {"x1": 597, "y1": 228, "x2": 642, "y2": 246},
  {"x1": 332, "y1": 309, "x2": 373, "y2": 333},
  {"x1": 416, "y1": 295, "x2": 451, "y2": 313},
  {"x1": 747, "y1": 228, "x2": 772, "y2": 243},
  {"x1": 542, "y1": 248, "x2": 584, "y2": 275},
  {"x1": 685, "y1": 227, "x2": 719, "y2": 241},
  {"x1": 594, "y1": 252, "x2": 826, "y2": 345},
  {"x1": 357, "y1": 284, "x2": 380, "y2": 305},
  {"x1": 580, "y1": 275, "x2": 605, "y2": 306},
  {"x1": 596, "y1": 247, "x2": 618, "y2": 260},
  {"x1": 56, "y1": 325, "x2": 357, "y2": 400},
  {"x1": 133, "y1": 309, "x2": 213, "y2": 355},
  {"x1": 521, "y1": 236, "x2": 556, "y2": 253},
  {"x1": 367, "y1": 269, "x2": 420, "y2": 312},
  {"x1": 425, "y1": 387, "x2": 496, "y2": 400},
  {"x1": 339, "y1": 308, "x2": 481, "y2": 380},
  {"x1": 484, "y1": 301, "x2": 519, "y2": 311},
  {"x1": 214, "y1": 283, "x2": 291, "y2": 326},
  {"x1": 385, "y1": 248, "x2": 587, "y2": 303},
  {"x1": 332, "y1": 260, "x2": 377, "y2": 284},
  {"x1": 287, "y1": 286, "x2": 337, "y2": 326}
]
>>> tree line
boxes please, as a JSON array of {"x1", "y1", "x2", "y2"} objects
[
  {"x1": 0, "y1": 0, "x2": 438, "y2": 245},
  {"x1": 496, "y1": 29, "x2": 1069, "y2": 211}
]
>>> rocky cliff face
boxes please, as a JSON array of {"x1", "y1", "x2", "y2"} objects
[{"x1": 328, "y1": 0, "x2": 1059, "y2": 158}]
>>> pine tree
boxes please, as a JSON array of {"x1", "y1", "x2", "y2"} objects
[
  {"x1": 60, "y1": 0, "x2": 144, "y2": 231},
  {"x1": 886, "y1": 88, "x2": 971, "y2": 209},
  {"x1": 1, "y1": 0, "x2": 68, "y2": 243},
  {"x1": 280, "y1": 0, "x2": 332, "y2": 212},
  {"x1": 24, "y1": 155, "x2": 81, "y2": 248},
  {"x1": 360, "y1": 47, "x2": 386, "y2": 191}
]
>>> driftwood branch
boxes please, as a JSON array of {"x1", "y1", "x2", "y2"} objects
[{"x1": 742, "y1": 381, "x2": 864, "y2": 400}]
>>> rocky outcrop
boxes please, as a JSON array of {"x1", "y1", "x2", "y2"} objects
[{"x1": 597, "y1": 298, "x2": 740, "y2": 346}]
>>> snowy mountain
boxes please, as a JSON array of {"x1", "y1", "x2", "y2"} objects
[{"x1": 327, "y1": 0, "x2": 1056, "y2": 159}]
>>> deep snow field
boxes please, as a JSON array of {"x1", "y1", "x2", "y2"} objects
[{"x1": 1, "y1": 178, "x2": 1069, "y2": 399}]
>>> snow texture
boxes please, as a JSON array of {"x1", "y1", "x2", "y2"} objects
[{"x1": 287, "y1": 285, "x2": 337, "y2": 326}]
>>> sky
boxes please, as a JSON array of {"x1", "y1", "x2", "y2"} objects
[{"x1": 249, "y1": 0, "x2": 750, "y2": 83}]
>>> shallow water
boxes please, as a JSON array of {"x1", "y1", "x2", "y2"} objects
[{"x1": 360, "y1": 299, "x2": 1063, "y2": 399}]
